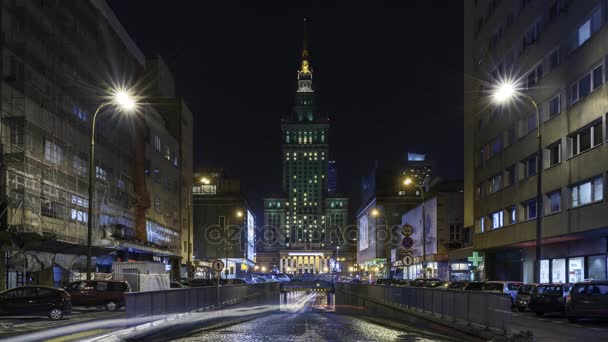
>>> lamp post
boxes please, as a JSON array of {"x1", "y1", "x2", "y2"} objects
[
  {"x1": 86, "y1": 90, "x2": 136, "y2": 281},
  {"x1": 187, "y1": 177, "x2": 212, "y2": 281},
  {"x1": 224, "y1": 210, "x2": 243, "y2": 279},
  {"x1": 403, "y1": 177, "x2": 427, "y2": 278},
  {"x1": 370, "y1": 208, "x2": 391, "y2": 279},
  {"x1": 492, "y1": 81, "x2": 542, "y2": 283}
]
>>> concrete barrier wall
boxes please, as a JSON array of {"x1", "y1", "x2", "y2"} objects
[
  {"x1": 125, "y1": 282, "x2": 280, "y2": 318},
  {"x1": 335, "y1": 283, "x2": 512, "y2": 335}
]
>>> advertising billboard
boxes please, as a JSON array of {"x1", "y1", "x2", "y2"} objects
[{"x1": 247, "y1": 210, "x2": 255, "y2": 261}]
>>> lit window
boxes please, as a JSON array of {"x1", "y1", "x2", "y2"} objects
[
  {"x1": 95, "y1": 165, "x2": 107, "y2": 180},
  {"x1": 523, "y1": 199, "x2": 537, "y2": 220},
  {"x1": 44, "y1": 138, "x2": 63, "y2": 165},
  {"x1": 571, "y1": 176, "x2": 603, "y2": 208},
  {"x1": 507, "y1": 206, "x2": 516, "y2": 225},
  {"x1": 491, "y1": 211, "x2": 504, "y2": 229},
  {"x1": 70, "y1": 209, "x2": 88, "y2": 223},
  {"x1": 153, "y1": 136, "x2": 161, "y2": 152}
]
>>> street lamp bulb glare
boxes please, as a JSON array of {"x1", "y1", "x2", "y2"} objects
[
  {"x1": 403, "y1": 178, "x2": 413, "y2": 185},
  {"x1": 493, "y1": 82, "x2": 515, "y2": 103},
  {"x1": 115, "y1": 91, "x2": 136, "y2": 111},
  {"x1": 236, "y1": 210, "x2": 243, "y2": 217}
]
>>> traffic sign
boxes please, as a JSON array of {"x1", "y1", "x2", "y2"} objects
[
  {"x1": 402, "y1": 255, "x2": 414, "y2": 267},
  {"x1": 401, "y1": 236, "x2": 414, "y2": 249},
  {"x1": 401, "y1": 224, "x2": 414, "y2": 237},
  {"x1": 212, "y1": 259, "x2": 225, "y2": 272}
]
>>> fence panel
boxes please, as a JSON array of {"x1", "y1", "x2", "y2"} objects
[{"x1": 335, "y1": 283, "x2": 511, "y2": 333}]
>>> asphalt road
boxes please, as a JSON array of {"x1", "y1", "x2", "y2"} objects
[
  {"x1": 0, "y1": 307, "x2": 124, "y2": 341},
  {"x1": 169, "y1": 293, "x2": 453, "y2": 342}
]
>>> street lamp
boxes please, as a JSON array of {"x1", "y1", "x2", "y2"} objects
[
  {"x1": 187, "y1": 176, "x2": 214, "y2": 281},
  {"x1": 86, "y1": 88, "x2": 137, "y2": 280},
  {"x1": 224, "y1": 209, "x2": 244, "y2": 279},
  {"x1": 403, "y1": 177, "x2": 428, "y2": 278},
  {"x1": 492, "y1": 80, "x2": 542, "y2": 284},
  {"x1": 370, "y1": 208, "x2": 391, "y2": 279}
]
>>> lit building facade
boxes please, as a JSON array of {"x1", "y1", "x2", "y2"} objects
[{"x1": 466, "y1": 0, "x2": 608, "y2": 282}]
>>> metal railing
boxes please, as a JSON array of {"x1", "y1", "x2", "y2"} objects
[
  {"x1": 125, "y1": 282, "x2": 280, "y2": 318},
  {"x1": 336, "y1": 283, "x2": 512, "y2": 334}
]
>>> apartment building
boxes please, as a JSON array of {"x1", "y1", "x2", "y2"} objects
[{"x1": 467, "y1": 0, "x2": 608, "y2": 282}]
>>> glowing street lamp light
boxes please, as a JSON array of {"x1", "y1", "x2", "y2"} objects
[
  {"x1": 86, "y1": 88, "x2": 137, "y2": 280},
  {"x1": 491, "y1": 79, "x2": 543, "y2": 284}
]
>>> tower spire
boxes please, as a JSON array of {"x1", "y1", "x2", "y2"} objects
[{"x1": 299, "y1": 18, "x2": 311, "y2": 75}]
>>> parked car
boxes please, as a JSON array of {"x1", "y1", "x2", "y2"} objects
[
  {"x1": 0, "y1": 286, "x2": 71, "y2": 320},
  {"x1": 482, "y1": 281, "x2": 522, "y2": 303},
  {"x1": 463, "y1": 281, "x2": 485, "y2": 291},
  {"x1": 220, "y1": 278, "x2": 246, "y2": 285},
  {"x1": 374, "y1": 279, "x2": 391, "y2": 285},
  {"x1": 64, "y1": 280, "x2": 130, "y2": 311},
  {"x1": 411, "y1": 278, "x2": 441, "y2": 287},
  {"x1": 425, "y1": 280, "x2": 447, "y2": 289},
  {"x1": 447, "y1": 281, "x2": 469, "y2": 290},
  {"x1": 170, "y1": 282, "x2": 187, "y2": 288},
  {"x1": 566, "y1": 281, "x2": 608, "y2": 322},
  {"x1": 190, "y1": 279, "x2": 218, "y2": 287},
  {"x1": 515, "y1": 284, "x2": 538, "y2": 312},
  {"x1": 529, "y1": 283, "x2": 571, "y2": 316}
]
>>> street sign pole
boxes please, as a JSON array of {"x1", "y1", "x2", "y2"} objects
[{"x1": 212, "y1": 259, "x2": 225, "y2": 314}]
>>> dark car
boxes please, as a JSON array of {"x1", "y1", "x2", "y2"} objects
[
  {"x1": 170, "y1": 282, "x2": 187, "y2": 288},
  {"x1": 64, "y1": 280, "x2": 130, "y2": 311},
  {"x1": 0, "y1": 286, "x2": 71, "y2": 320},
  {"x1": 463, "y1": 281, "x2": 485, "y2": 291},
  {"x1": 566, "y1": 281, "x2": 608, "y2": 322},
  {"x1": 190, "y1": 278, "x2": 218, "y2": 287},
  {"x1": 220, "y1": 278, "x2": 246, "y2": 285},
  {"x1": 375, "y1": 279, "x2": 393, "y2": 286},
  {"x1": 529, "y1": 284, "x2": 571, "y2": 316},
  {"x1": 425, "y1": 280, "x2": 447, "y2": 289},
  {"x1": 448, "y1": 281, "x2": 469, "y2": 290},
  {"x1": 411, "y1": 278, "x2": 441, "y2": 287},
  {"x1": 515, "y1": 284, "x2": 538, "y2": 312}
]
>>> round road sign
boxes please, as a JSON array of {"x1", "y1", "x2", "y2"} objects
[
  {"x1": 401, "y1": 236, "x2": 414, "y2": 249},
  {"x1": 212, "y1": 259, "x2": 225, "y2": 272},
  {"x1": 402, "y1": 255, "x2": 414, "y2": 267},
  {"x1": 401, "y1": 224, "x2": 414, "y2": 237}
]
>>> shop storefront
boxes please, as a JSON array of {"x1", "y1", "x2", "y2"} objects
[{"x1": 539, "y1": 254, "x2": 606, "y2": 283}]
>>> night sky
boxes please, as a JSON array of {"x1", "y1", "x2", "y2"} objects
[{"x1": 108, "y1": 1, "x2": 464, "y2": 221}]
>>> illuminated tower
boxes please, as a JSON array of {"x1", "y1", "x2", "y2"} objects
[{"x1": 280, "y1": 22, "x2": 330, "y2": 249}]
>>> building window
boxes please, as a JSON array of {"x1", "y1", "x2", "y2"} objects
[
  {"x1": 153, "y1": 135, "x2": 161, "y2": 152},
  {"x1": 10, "y1": 123, "x2": 24, "y2": 146},
  {"x1": 504, "y1": 165, "x2": 516, "y2": 187},
  {"x1": 95, "y1": 165, "x2": 107, "y2": 180},
  {"x1": 172, "y1": 152, "x2": 178, "y2": 167},
  {"x1": 193, "y1": 184, "x2": 216, "y2": 195},
  {"x1": 475, "y1": 184, "x2": 483, "y2": 200},
  {"x1": 507, "y1": 206, "x2": 516, "y2": 225},
  {"x1": 164, "y1": 146, "x2": 171, "y2": 160},
  {"x1": 527, "y1": 113, "x2": 537, "y2": 134},
  {"x1": 490, "y1": 173, "x2": 502, "y2": 194},
  {"x1": 523, "y1": 154, "x2": 537, "y2": 178},
  {"x1": 549, "y1": 95, "x2": 560, "y2": 118},
  {"x1": 491, "y1": 210, "x2": 504, "y2": 229},
  {"x1": 546, "y1": 190, "x2": 561, "y2": 214},
  {"x1": 71, "y1": 195, "x2": 88, "y2": 208},
  {"x1": 449, "y1": 223, "x2": 462, "y2": 242},
  {"x1": 549, "y1": 48, "x2": 560, "y2": 71},
  {"x1": 477, "y1": 217, "x2": 485, "y2": 233},
  {"x1": 73, "y1": 155, "x2": 87, "y2": 177},
  {"x1": 72, "y1": 105, "x2": 88, "y2": 121},
  {"x1": 42, "y1": 200, "x2": 64, "y2": 219},
  {"x1": 44, "y1": 138, "x2": 63, "y2": 165},
  {"x1": 571, "y1": 176, "x2": 603, "y2": 208},
  {"x1": 70, "y1": 209, "x2": 87, "y2": 223},
  {"x1": 154, "y1": 197, "x2": 161, "y2": 213},
  {"x1": 546, "y1": 141, "x2": 561, "y2": 168},
  {"x1": 568, "y1": 121, "x2": 602, "y2": 157},
  {"x1": 523, "y1": 199, "x2": 537, "y2": 220},
  {"x1": 570, "y1": 65, "x2": 604, "y2": 104},
  {"x1": 526, "y1": 63, "x2": 543, "y2": 88}
]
